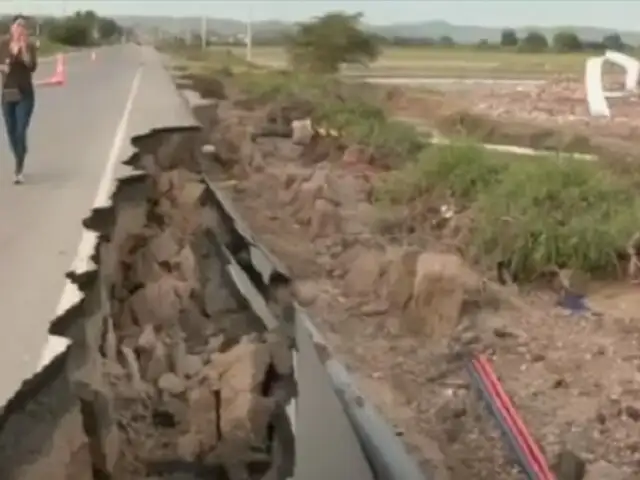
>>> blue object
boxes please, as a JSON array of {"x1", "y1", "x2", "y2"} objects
[{"x1": 557, "y1": 292, "x2": 588, "y2": 313}]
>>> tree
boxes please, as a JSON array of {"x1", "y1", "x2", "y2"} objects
[
  {"x1": 285, "y1": 12, "x2": 380, "y2": 73},
  {"x1": 500, "y1": 28, "x2": 518, "y2": 47},
  {"x1": 48, "y1": 17, "x2": 92, "y2": 46},
  {"x1": 97, "y1": 17, "x2": 122, "y2": 41},
  {"x1": 552, "y1": 31, "x2": 582, "y2": 52},
  {"x1": 602, "y1": 32, "x2": 625, "y2": 51},
  {"x1": 519, "y1": 31, "x2": 548, "y2": 52},
  {"x1": 44, "y1": 11, "x2": 123, "y2": 47},
  {"x1": 438, "y1": 35, "x2": 455, "y2": 47}
]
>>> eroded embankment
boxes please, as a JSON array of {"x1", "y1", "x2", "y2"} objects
[{"x1": 0, "y1": 128, "x2": 296, "y2": 480}]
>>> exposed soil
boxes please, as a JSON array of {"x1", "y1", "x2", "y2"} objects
[
  {"x1": 67, "y1": 129, "x2": 296, "y2": 479},
  {"x1": 182, "y1": 74, "x2": 640, "y2": 480},
  {"x1": 384, "y1": 71, "x2": 640, "y2": 161}
]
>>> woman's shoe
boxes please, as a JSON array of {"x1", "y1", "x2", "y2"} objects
[{"x1": 13, "y1": 173, "x2": 23, "y2": 184}]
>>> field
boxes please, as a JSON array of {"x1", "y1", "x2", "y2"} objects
[
  {"x1": 207, "y1": 44, "x2": 597, "y2": 78},
  {"x1": 170, "y1": 46, "x2": 640, "y2": 479}
]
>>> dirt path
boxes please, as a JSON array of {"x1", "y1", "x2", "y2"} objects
[{"x1": 184, "y1": 79, "x2": 640, "y2": 479}]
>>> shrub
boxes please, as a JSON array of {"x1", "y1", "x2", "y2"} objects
[
  {"x1": 376, "y1": 144, "x2": 640, "y2": 279},
  {"x1": 473, "y1": 157, "x2": 640, "y2": 277}
]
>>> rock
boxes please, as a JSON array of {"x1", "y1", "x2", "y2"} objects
[
  {"x1": 288, "y1": 167, "x2": 329, "y2": 221},
  {"x1": 173, "y1": 246, "x2": 198, "y2": 284},
  {"x1": 137, "y1": 324, "x2": 157, "y2": 350},
  {"x1": 147, "y1": 229, "x2": 181, "y2": 264},
  {"x1": 177, "y1": 432, "x2": 200, "y2": 461},
  {"x1": 293, "y1": 280, "x2": 319, "y2": 306},
  {"x1": 169, "y1": 337, "x2": 191, "y2": 378},
  {"x1": 206, "y1": 335, "x2": 225, "y2": 354},
  {"x1": 219, "y1": 393, "x2": 276, "y2": 444},
  {"x1": 104, "y1": 316, "x2": 118, "y2": 363},
  {"x1": 324, "y1": 171, "x2": 371, "y2": 207},
  {"x1": 175, "y1": 180, "x2": 206, "y2": 209},
  {"x1": 624, "y1": 404, "x2": 640, "y2": 422},
  {"x1": 211, "y1": 341, "x2": 271, "y2": 394},
  {"x1": 342, "y1": 202, "x2": 377, "y2": 236},
  {"x1": 186, "y1": 385, "x2": 220, "y2": 453},
  {"x1": 182, "y1": 354, "x2": 205, "y2": 378},
  {"x1": 343, "y1": 248, "x2": 385, "y2": 297},
  {"x1": 291, "y1": 118, "x2": 315, "y2": 145},
  {"x1": 359, "y1": 301, "x2": 389, "y2": 316},
  {"x1": 158, "y1": 373, "x2": 186, "y2": 395},
  {"x1": 126, "y1": 276, "x2": 191, "y2": 327},
  {"x1": 553, "y1": 449, "x2": 586, "y2": 480},
  {"x1": 131, "y1": 249, "x2": 166, "y2": 284},
  {"x1": 309, "y1": 198, "x2": 340, "y2": 239},
  {"x1": 201, "y1": 144, "x2": 216, "y2": 154},
  {"x1": 120, "y1": 346, "x2": 144, "y2": 392},
  {"x1": 384, "y1": 246, "x2": 421, "y2": 310},
  {"x1": 405, "y1": 252, "x2": 481, "y2": 337},
  {"x1": 144, "y1": 340, "x2": 170, "y2": 384}
]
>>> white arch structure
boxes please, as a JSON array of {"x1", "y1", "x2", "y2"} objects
[{"x1": 585, "y1": 50, "x2": 640, "y2": 117}]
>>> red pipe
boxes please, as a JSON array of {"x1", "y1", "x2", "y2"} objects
[{"x1": 473, "y1": 355, "x2": 555, "y2": 480}]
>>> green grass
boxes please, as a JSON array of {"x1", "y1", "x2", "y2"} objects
[
  {"x1": 207, "y1": 45, "x2": 595, "y2": 77},
  {"x1": 376, "y1": 143, "x2": 640, "y2": 279}
]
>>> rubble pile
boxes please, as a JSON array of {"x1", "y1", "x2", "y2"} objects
[
  {"x1": 96, "y1": 130, "x2": 295, "y2": 479},
  {"x1": 469, "y1": 74, "x2": 640, "y2": 139}
]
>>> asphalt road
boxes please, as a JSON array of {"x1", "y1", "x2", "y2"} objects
[{"x1": 0, "y1": 45, "x2": 197, "y2": 407}]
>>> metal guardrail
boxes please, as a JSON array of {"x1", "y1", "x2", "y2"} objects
[{"x1": 203, "y1": 175, "x2": 428, "y2": 480}]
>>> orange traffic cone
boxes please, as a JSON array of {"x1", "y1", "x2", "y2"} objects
[
  {"x1": 34, "y1": 53, "x2": 66, "y2": 87},
  {"x1": 51, "y1": 53, "x2": 66, "y2": 85}
]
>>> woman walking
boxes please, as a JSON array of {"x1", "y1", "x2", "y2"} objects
[{"x1": 0, "y1": 15, "x2": 37, "y2": 184}]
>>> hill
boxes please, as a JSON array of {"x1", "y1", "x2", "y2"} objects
[{"x1": 112, "y1": 15, "x2": 640, "y2": 45}]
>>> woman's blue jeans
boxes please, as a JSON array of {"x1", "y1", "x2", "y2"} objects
[{"x1": 2, "y1": 92, "x2": 35, "y2": 175}]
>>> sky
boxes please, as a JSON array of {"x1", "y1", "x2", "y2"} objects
[{"x1": 0, "y1": 1, "x2": 637, "y2": 31}]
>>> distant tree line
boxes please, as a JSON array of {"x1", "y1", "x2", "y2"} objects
[
  {"x1": 0, "y1": 11, "x2": 125, "y2": 47},
  {"x1": 201, "y1": 27, "x2": 631, "y2": 53},
  {"x1": 375, "y1": 29, "x2": 630, "y2": 53},
  {"x1": 162, "y1": 10, "x2": 633, "y2": 58},
  {"x1": 495, "y1": 28, "x2": 628, "y2": 53}
]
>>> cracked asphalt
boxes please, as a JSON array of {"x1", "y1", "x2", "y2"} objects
[{"x1": 0, "y1": 45, "x2": 196, "y2": 408}]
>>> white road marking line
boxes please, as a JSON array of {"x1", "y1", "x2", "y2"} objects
[
  {"x1": 54, "y1": 66, "x2": 142, "y2": 319},
  {"x1": 286, "y1": 351, "x2": 297, "y2": 432}
]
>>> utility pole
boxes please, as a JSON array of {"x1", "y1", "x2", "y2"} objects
[
  {"x1": 246, "y1": 7, "x2": 252, "y2": 62},
  {"x1": 200, "y1": 15, "x2": 207, "y2": 50}
]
